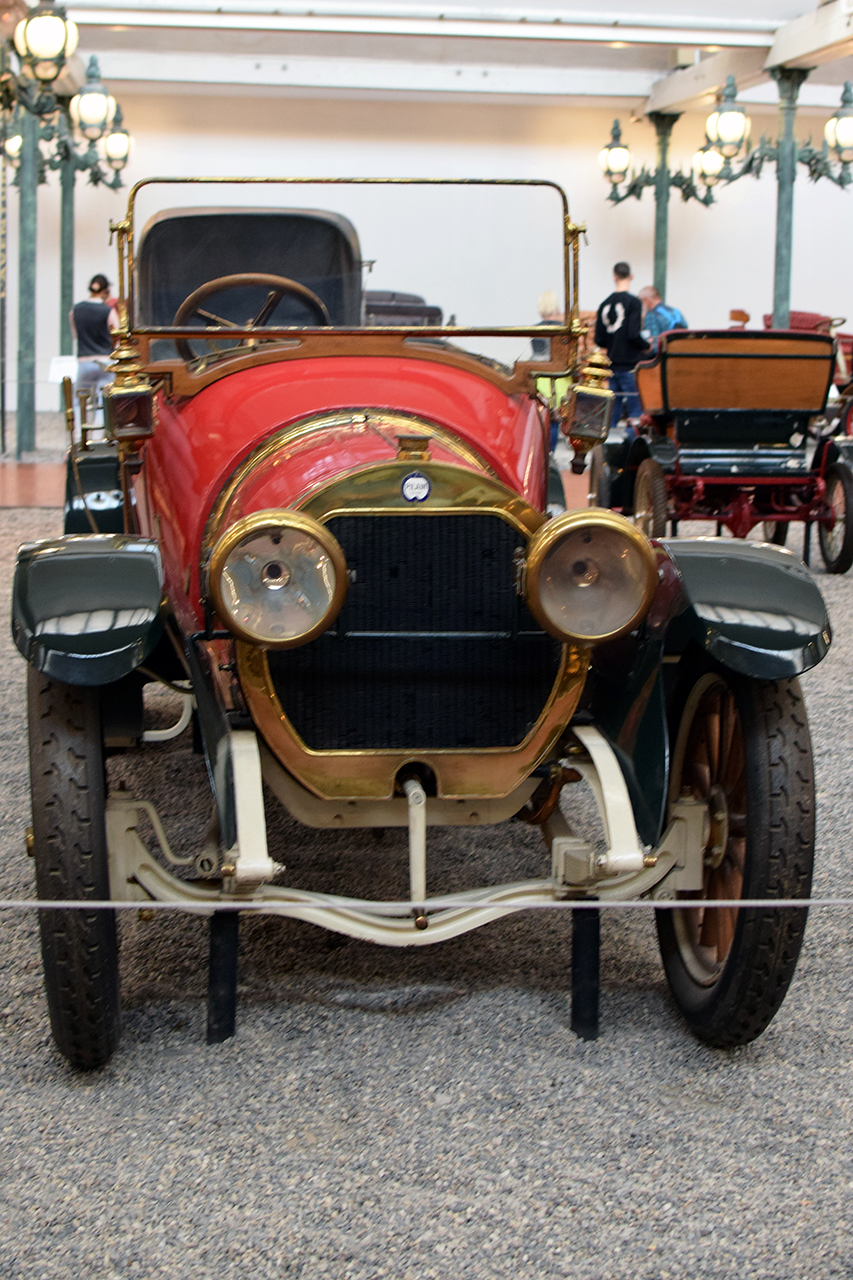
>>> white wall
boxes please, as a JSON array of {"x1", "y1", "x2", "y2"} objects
[{"x1": 11, "y1": 91, "x2": 852, "y2": 409}]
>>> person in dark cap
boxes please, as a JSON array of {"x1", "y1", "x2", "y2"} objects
[
  {"x1": 69, "y1": 273, "x2": 119, "y2": 425},
  {"x1": 594, "y1": 262, "x2": 649, "y2": 426}
]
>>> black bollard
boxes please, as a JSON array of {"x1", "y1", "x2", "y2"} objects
[
  {"x1": 207, "y1": 909, "x2": 239, "y2": 1044},
  {"x1": 571, "y1": 904, "x2": 600, "y2": 1041}
]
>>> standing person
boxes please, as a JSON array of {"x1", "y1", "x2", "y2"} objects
[
  {"x1": 69, "y1": 273, "x2": 119, "y2": 425},
  {"x1": 532, "y1": 290, "x2": 568, "y2": 452},
  {"x1": 594, "y1": 262, "x2": 649, "y2": 425},
  {"x1": 638, "y1": 285, "x2": 687, "y2": 352}
]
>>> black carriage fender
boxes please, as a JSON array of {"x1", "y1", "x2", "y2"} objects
[
  {"x1": 12, "y1": 535, "x2": 164, "y2": 686},
  {"x1": 659, "y1": 538, "x2": 831, "y2": 678}
]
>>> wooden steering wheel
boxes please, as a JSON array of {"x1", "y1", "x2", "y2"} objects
[{"x1": 172, "y1": 272, "x2": 331, "y2": 360}]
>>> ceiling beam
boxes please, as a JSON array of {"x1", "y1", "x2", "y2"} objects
[
  {"x1": 68, "y1": 7, "x2": 775, "y2": 48},
  {"x1": 644, "y1": 0, "x2": 853, "y2": 117},
  {"x1": 96, "y1": 49, "x2": 660, "y2": 99},
  {"x1": 765, "y1": 0, "x2": 853, "y2": 69},
  {"x1": 643, "y1": 47, "x2": 769, "y2": 115}
]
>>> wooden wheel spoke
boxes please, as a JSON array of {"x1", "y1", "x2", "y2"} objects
[
  {"x1": 703, "y1": 702, "x2": 721, "y2": 780},
  {"x1": 714, "y1": 906, "x2": 736, "y2": 962},
  {"x1": 727, "y1": 834, "x2": 747, "y2": 875},
  {"x1": 699, "y1": 904, "x2": 719, "y2": 950},
  {"x1": 718, "y1": 692, "x2": 737, "y2": 783},
  {"x1": 689, "y1": 760, "x2": 712, "y2": 796},
  {"x1": 719, "y1": 855, "x2": 744, "y2": 901}
]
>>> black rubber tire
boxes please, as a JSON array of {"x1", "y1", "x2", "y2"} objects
[
  {"x1": 28, "y1": 669, "x2": 120, "y2": 1069},
  {"x1": 818, "y1": 461, "x2": 853, "y2": 574},
  {"x1": 633, "y1": 458, "x2": 667, "y2": 538},
  {"x1": 657, "y1": 662, "x2": 814, "y2": 1048},
  {"x1": 762, "y1": 521, "x2": 788, "y2": 546},
  {"x1": 587, "y1": 444, "x2": 611, "y2": 508}
]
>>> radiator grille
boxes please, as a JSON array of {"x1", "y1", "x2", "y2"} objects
[{"x1": 267, "y1": 514, "x2": 562, "y2": 751}]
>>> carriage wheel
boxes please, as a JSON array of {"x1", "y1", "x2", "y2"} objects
[
  {"x1": 657, "y1": 663, "x2": 814, "y2": 1047},
  {"x1": 633, "y1": 458, "x2": 667, "y2": 538},
  {"x1": 587, "y1": 444, "x2": 612, "y2": 508},
  {"x1": 818, "y1": 461, "x2": 853, "y2": 574},
  {"x1": 761, "y1": 522, "x2": 788, "y2": 546},
  {"x1": 28, "y1": 669, "x2": 120, "y2": 1069}
]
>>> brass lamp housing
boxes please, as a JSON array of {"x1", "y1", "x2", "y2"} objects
[
  {"x1": 524, "y1": 509, "x2": 658, "y2": 645},
  {"x1": 561, "y1": 349, "x2": 614, "y2": 473},
  {"x1": 208, "y1": 509, "x2": 348, "y2": 649}
]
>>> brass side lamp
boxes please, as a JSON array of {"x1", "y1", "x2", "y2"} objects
[{"x1": 560, "y1": 350, "x2": 613, "y2": 474}]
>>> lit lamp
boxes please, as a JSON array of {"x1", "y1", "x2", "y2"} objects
[
  {"x1": 705, "y1": 75, "x2": 751, "y2": 159},
  {"x1": 101, "y1": 105, "x2": 130, "y2": 171},
  {"x1": 599, "y1": 121, "x2": 631, "y2": 186},
  {"x1": 69, "y1": 56, "x2": 116, "y2": 141},
  {"x1": 13, "y1": 1, "x2": 78, "y2": 83},
  {"x1": 692, "y1": 144, "x2": 725, "y2": 187},
  {"x1": 825, "y1": 82, "x2": 853, "y2": 164},
  {"x1": 4, "y1": 130, "x2": 23, "y2": 166}
]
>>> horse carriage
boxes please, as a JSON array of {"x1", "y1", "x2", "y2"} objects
[{"x1": 588, "y1": 328, "x2": 853, "y2": 573}]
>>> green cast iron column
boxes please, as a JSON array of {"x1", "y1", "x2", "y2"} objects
[
  {"x1": 771, "y1": 67, "x2": 809, "y2": 330},
  {"x1": 16, "y1": 107, "x2": 37, "y2": 457},
  {"x1": 59, "y1": 115, "x2": 74, "y2": 359},
  {"x1": 648, "y1": 112, "x2": 679, "y2": 300}
]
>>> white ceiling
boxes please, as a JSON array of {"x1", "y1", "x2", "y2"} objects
[{"x1": 63, "y1": 1, "x2": 853, "y2": 110}]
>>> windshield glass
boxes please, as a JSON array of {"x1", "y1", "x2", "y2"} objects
[{"x1": 130, "y1": 178, "x2": 569, "y2": 370}]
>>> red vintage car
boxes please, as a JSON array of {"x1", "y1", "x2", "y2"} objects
[{"x1": 12, "y1": 178, "x2": 831, "y2": 1067}]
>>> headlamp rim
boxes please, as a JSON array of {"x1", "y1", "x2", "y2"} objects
[
  {"x1": 208, "y1": 508, "x2": 348, "y2": 649},
  {"x1": 524, "y1": 509, "x2": 658, "y2": 644}
]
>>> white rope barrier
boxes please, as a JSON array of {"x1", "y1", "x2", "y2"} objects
[{"x1": 0, "y1": 895, "x2": 849, "y2": 914}]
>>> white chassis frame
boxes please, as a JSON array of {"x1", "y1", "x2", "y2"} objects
[{"x1": 105, "y1": 724, "x2": 709, "y2": 946}]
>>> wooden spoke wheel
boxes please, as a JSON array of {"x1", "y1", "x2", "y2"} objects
[
  {"x1": 761, "y1": 521, "x2": 788, "y2": 546},
  {"x1": 587, "y1": 443, "x2": 612, "y2": 508},
  {"x1": 633, "y1": 458, "x2": 667, "y2": 538},
  {"x1": 818, "y1": 461, "x2": 853, "y2": 575},
  {"x1": 657, "y1": 663, "x2": 815, "y2": 1046}
]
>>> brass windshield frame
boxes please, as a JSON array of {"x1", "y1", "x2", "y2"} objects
[{"x1": 110, "y1": 176, "x2": 580, "y2": 382}]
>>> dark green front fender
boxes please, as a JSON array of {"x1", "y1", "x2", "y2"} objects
[
  {"x1": 12, "y1": 535, "x2": 164, "y2": 686},
  {"x1": 660, "y1": 537, "x2": 830, "y2": 678}
]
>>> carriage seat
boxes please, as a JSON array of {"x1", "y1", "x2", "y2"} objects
[{"x1": 634, "y1": 330, "x2": 835, "y2": 461}]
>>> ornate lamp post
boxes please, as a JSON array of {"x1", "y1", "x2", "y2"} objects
[
  {"x1": 2, "y1": 46, "x2": 130, "y2": 447},
  {"x1": 600, "y1": 114, "x2": 713, "y2": 301},
  {"x1": 1, "y1": 0, "x2": 78, "y2": 456},
  {"x1": 691, "y1": 75, "x2": 852, "y2": 329},
  {"x1": 55, "y1": 57, "x2": 129, "y2": 363}
]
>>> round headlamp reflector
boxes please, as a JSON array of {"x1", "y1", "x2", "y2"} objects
[
  {"x1": 209, "y1": 510, "x2": 347, "y2": 648},
  {"x1": 525, "y1": 511, "x2": 658, "y2": 644}
]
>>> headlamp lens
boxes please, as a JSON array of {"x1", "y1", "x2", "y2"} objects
[
  {"x1": 526, "y1": 514, "x2": 657, "y2": 643},
  {"x1": 211, "y1": 514, "x2": 346, "y2": 647}
]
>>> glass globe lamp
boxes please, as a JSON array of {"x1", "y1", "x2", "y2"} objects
[
  {"x1": 825, "y1": 82, "x2": 853, "y2": 164},
  {"x1": 70, "y1": 57, "x2": 116, "y2": 142},
  {"x1": 13, "y1": 1, "x2": 78, "y2": 83}
]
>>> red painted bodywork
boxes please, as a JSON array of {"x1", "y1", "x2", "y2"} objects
[{"x1": 135, "y1": 354, "x2": 548, "y2": 631}]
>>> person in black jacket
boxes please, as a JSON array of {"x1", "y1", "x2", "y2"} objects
[
  {"x1": 594, "y1": 262, "x2": 649, "y2": 426},
  {"x1": 69, "y1": 273, "x2": 119, "y2": 426}
]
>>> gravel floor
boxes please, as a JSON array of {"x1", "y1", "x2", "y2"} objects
[{"x1": 1, "y1": 506, "x2": 852, "y2": 1280}]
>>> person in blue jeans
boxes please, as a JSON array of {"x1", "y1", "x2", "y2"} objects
[
  {"x1": 594, "y1": 262, "x2": 649, "y2": 427},
  {"x1": 639, "y1": 285, "x2": 688, "y2": 352}
]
